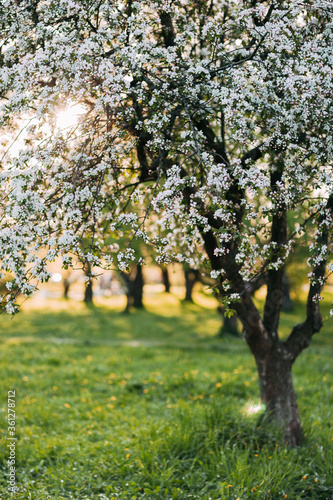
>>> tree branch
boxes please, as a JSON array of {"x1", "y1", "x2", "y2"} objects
[
  {"x1": 241, "y1": 142, "x2": 265, "y2": 167},
  {"x1": 200, "y1": 226, "x2": 271, "y2": 356},
  {"x1": 286, "y1": 194, "x2": 333, "y2": 361}
]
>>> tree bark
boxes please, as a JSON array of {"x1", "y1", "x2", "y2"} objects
[
  {"x1": 132, "y1": 264, "x2": 144, "y2": 308},
  {"x1": 63, "y1": 278, "x2": 70, "y2": 299},
  {"x1": 161, "y1": 265, "x2": 170, "y2": 293},
  {"x1": 184, "y1": 268, "x2": 198, "y2": 302},
  {"x1": 122, "y1": 264, "x2": 144, "y2": 311},
  {"x1": 84, "y1": 281, "x2": 93, "y2": 303},
  {"x1": 84, "y1": 262, "x2": 93, "y2": 304},
  {"x1": 256, "y1": 345, "x2": 303, "y2": 446}
]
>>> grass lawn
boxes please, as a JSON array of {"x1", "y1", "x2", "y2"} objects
[{"x1": 0, "y1": 291, "x2": 332, "y2": 499}]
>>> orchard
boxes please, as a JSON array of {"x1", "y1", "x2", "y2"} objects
[{"x1": 0, "y1": 0, "x2": 332, "y2": 445}]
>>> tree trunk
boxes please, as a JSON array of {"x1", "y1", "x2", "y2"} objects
[
  {"x1": 63, "y1": 278, "x2": 70, "y2": 299},
  {"x1": 84, "y1": 281, "x2": 93, "y2": 303},
  {"x1": 84, "y1": 262, "x2": 93, "y2": 304},
  {"x1": 132, "y1": 264, "x2": 144, "y2": 308},
  {"x1": 256, "y1": 351, "x2": 303, "y2": 446},
  {"x1": 122, "y1": 264, "x2": 144, "y2": 311},
  {"x1": 184, "y1": 268, "x2": 198, "y2": 302},
  {"x1": 161, "y1": 265, "x2": 170, "y2": 293}
]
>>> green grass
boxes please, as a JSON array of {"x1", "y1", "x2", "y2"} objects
[{"x1": 0, "y1": 291, "x2": 332, "y2": 499}]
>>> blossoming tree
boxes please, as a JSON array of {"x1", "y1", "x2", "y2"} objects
[{"x1": 0, "y1": 0, "x2": 332, "y2": 444}]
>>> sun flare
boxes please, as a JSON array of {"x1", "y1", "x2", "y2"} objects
[{"x1": 55, "y1": 104, "x2": 85, "y2": 131}]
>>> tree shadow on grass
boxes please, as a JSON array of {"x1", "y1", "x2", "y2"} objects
[{"x1": 0, "y1": 299, "x2": 230, "y2": 348}]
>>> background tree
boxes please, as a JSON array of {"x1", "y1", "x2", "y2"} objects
[
  {"x1": 183, "y1": 266, "x2": 200, "y2": 303},
  {"x1": 62, "y1": 270, "x2": 78, "y2": 299},
  {"x1": 121, "y1": 264, "x2": 145, "y2": 312},
  {"x1": 160, "y1": 264, "x2": 171, "y2": 293},
  {"x1": 83, "y1": 261, "x2": 94, "y2": 304},
  {"x1": 0, "y1": 0, "x2": 332, "y2": 445}
]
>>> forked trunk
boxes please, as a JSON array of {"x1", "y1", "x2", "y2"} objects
[{"x1": 256, "y1": 353, "x2": 303, "y2": 446}]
